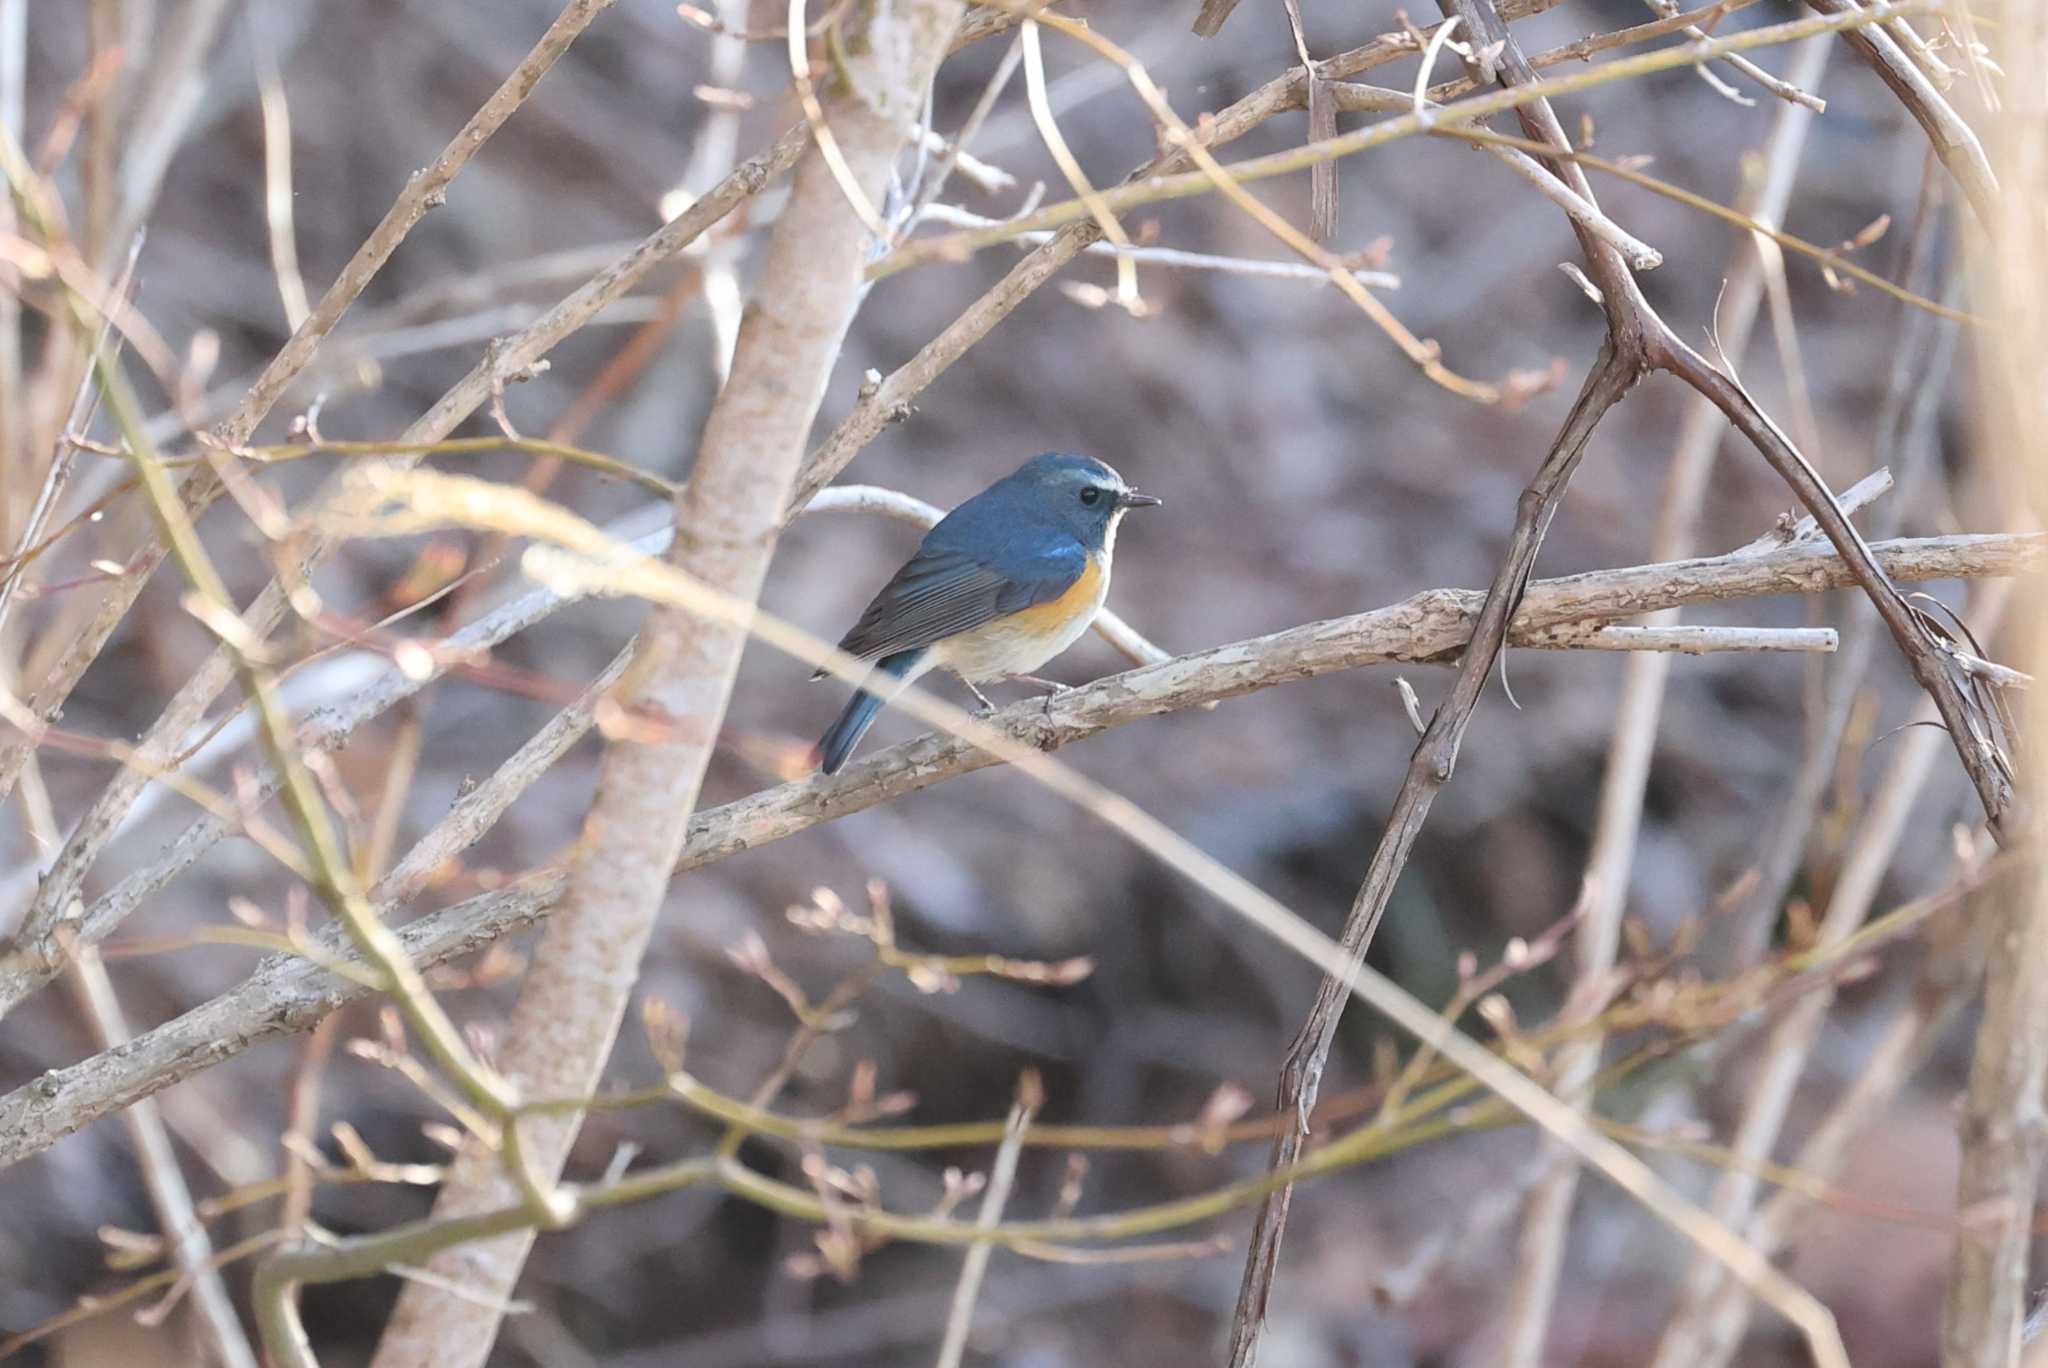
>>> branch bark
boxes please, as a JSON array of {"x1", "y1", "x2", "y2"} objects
[
  {"x1": 362, "y1": 6, "x2": 966, "y2": 1364},
  {"x1": 1803, "y1": 0, "x2": 1997, "y2": 224},
  {"x1": 0, "y1": 529, "x2": 2035, "y2": 1176}
]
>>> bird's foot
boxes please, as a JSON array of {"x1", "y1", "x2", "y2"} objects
[
  {"x1": 1013, "y1": 674, "x2": 1071, "y2": 697},
  {"x1": 1010, "y1": 675, "x2": 1072, "y2": 719},
  {"x1": 962, "y1": 679, "x2": 999, "y2": 715}
]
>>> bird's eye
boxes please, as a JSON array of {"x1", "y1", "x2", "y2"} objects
[{"x1": 1079, "y1": 487, "x2": 1103, "y2": 507}]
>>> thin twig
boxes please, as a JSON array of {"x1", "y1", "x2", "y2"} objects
[
  {"x1": 1226, "y1": 0, "x2": 1660, "y2": 1344},
  {"x1": 1319, "y1": 83, "x2": 1662, "y2": 270},
  {"x1": 61, "y1": 265, "x2": 563, "y2": 1224},
  {"x1": 0, "y1": 475, "x2": 1169, "y2": 1016},
  {"x1": 934, "y1": 1076, "x2": 1041, "y2": 1368},
  {"x1": 1019, "y1": 18, "x2": 1139, "y2": 310},
  {"x1": 912, "y1": 205, "x2": 1403, "y2": 286},
  {"x1": 0, "y1": 118, "x2": 809, "y2": 1009},
  {"x1": 787, "y1": 0, "x2": 1577, "y2": 516},
  {"x1": 1941, "y1": 8, "x2": 2046, "y2": 1352},
  {"x1": 1644, "y1": 0, "x2": 1826, "y2": 109},
  {"x1": 97, "y1": 0, "x2": 231, "y2": 265},
  {"x1": 1804, "y1": 0, "x2": 1996, "y2": 225},
  {"x1": 872, "y1": 2, "x2": 1943, "y2": 278},
  {"x1": 70, "y1": 945, "x2": 258, "y2": 1368},
  {"x1": 1652, "y1": 584, "x2": 2010, "y2": 1368},
  {"x1": 0, "y1": 0, "x2": 23, "y2": 504},
  {"x1": 250, "y1": 0, "x2": 312, "y2": 331},
  {"x1": 1685, "y1": 933, "x2": 1979, "y2": 1362}
]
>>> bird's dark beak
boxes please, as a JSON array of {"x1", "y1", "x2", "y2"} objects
[{"x1": 1119, "y1": 489, "x2": 1162, "y2": 509}]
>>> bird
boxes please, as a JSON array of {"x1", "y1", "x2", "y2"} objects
[{"x1": 812, "y1": 451, "x2": 1161, "y2": 775}]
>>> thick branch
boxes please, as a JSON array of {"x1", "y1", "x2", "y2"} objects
[
  {"x1": 358, "y1": 6, "x2": 967, "y2": 1366},
  {"x1": 3, "y1": 530, "x2": 2029, "y2": 1172}
]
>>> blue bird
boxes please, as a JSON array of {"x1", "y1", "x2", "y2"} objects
[{"x1": 813, "y1": 452, "x2": 1161, "y2": 774}]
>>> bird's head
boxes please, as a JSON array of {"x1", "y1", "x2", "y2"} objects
[{"x1": 1005, "y1": 451, "x2": 1161, "y2": 547}]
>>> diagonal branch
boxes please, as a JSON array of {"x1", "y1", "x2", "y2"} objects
[
  {"x1": 1498, "y1": 37, "x2": 1833, "y2": 1361},
  {"x1": 1229, "y1": 0, "x2": 2012, "y2": 1354},
  {"x1": 1803, "y1": 0, "x2": 1996, "y2": 224},
  {"x1": 1226, "y1": 0, "x2": 1654, "y2": 1348}
]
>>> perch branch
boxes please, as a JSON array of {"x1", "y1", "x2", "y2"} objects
[{"x1": 2, "y1": 528, "x2": 2033, "y2": 1172}]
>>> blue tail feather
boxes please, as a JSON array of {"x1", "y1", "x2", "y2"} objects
[{"x1": 817, "y1": 649, "x2": 924, "y2": 775}]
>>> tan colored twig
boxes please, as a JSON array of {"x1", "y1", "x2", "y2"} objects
[
  {"x1": 1645, "y1": 0, "x2": 1826, "y2": 109},
  {"x1": 258, "y1": 473, "x2": 1856, "y2": 1368},
  {"x1": 934, "y1": 1076, "x2": 1041, "y2": 1368},
  {"x1": 1225, "y1": 1, "x2": 1666, "y2": 1350},
  {"x1": 250, "y1": 0, "x2": 311, "y2": 331},
  {"x1": 1944, "y1": 851, "x2": 2048, "y2": 1367},
  {"x1": 787, "y1": 0, "x2": 1570, "y2": 517},
  {"x1": 1805, "y1": 0, "x2": 1996, "y2": 226},
  {"x1": 1648, "y1": 164, "x2": 1964, "y2": 1368},
  {"x1": 97, "y1": 0, "x2": 233, "y2": 269},
  {"x1": 1432, "y1": 125, "x2": 1975, "y2": 324},
  {"x1": 1018, "y1": 18, "x2": 1139, "y2": 311},
  {"x1": 5, "y1": 527, "x2": 2036, "y2": 1172},
  {"x1": 911, "y1": 205, "x2": 1404, "y2": 285},
  {"x1": 0, "y1": 119, "x2": 806, "y2": 1015},
  {"x1": 1231, "y1": 0, "x2": 2013, "y2": 1349},
  {"x1": 0, "y1": 514, "x2": 667, "y2": 1017},
  {"x1": 872, "y1": 2, "x2": 1941, "y2": 278},
  {"x1": 1684, "y1": 928, "x2": 1979, "y2": 1362},
  {"x1": 0, "y1": 0, "x2": 23, "y2": 510},
  {"x1": 1529, "y1": 623, "x2": 1835, "y2": 653},
  {"x1": 359, "y1": 7, "x2": 968, "y2": 1366},
  {"x1": 1323, "y1": 82, "x2": 1662, "y2": 269},
  {"x1": 0, "y1": 475, "x2": 1167, "y2": 1019}
]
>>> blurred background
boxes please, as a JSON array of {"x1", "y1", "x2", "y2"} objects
[{"x1": 0, "y1": 0, "x2": 2009, "y2": 1363}]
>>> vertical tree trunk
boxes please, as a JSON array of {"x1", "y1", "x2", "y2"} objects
[
  {"x1": 1941, "y1": 2, "x2": 2048, "y2": 1362},
  {"x1": 368, "y1": 7, "x2": 964, "y2": 1365}
]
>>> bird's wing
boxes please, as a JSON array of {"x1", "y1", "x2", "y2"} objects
[{"x1": 824, "y1": 539, "x2": 1088, "y2": 670}]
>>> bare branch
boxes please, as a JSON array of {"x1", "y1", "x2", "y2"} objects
[
  {"x1": 5, "y1": 528, "x2": 2033, "y2": 1173},
  {"x1": 1500, "y1": 41, "x2": 1831, "y2": 1359}
]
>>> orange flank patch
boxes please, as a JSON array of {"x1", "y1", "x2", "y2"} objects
[{"x1": 1001, "y1": 554, "x2": 1105, "y2": 636}]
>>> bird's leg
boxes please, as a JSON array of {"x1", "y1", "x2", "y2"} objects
[
  {"x1": 1011, "y1": 674, "x2": 1072, "y2": 719},
  {"x1": 960, "y1": 677, "x2": 999, "y2": 715}
]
